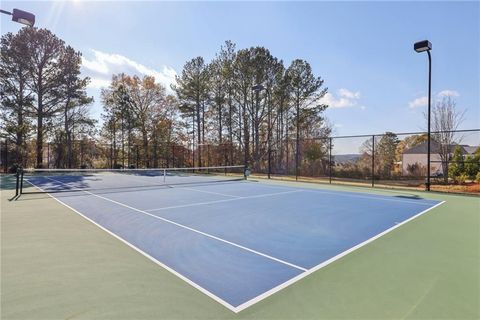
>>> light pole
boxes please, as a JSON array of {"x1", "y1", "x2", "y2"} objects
[
  {"x1": 252, "y1": 84, "x2": 272, "y2": 179},
  {"x1": 0, "y1": 8, "x2": 35, "y2": 26},
  {"x1": 414, "y1": 40, "x2": 432, "y2": 191},
  {"x1": 121, "y1": 92, "x2": 128, "y2": 169}
]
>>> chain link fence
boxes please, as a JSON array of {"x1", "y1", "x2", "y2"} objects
[
  {"x1": 2, "y1": 129, "x2": 479, "y2": 194},
  {"x1": 252, "y1": 129, "x2": 480, "y2": 194}
]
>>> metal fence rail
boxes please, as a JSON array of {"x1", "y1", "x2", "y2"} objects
[
  {"x1": 2, "y1": 128, "x2": 479, "y2": 194},
  {"x1": 255, "y1": 128, "x2": 480, "y2": 194}
]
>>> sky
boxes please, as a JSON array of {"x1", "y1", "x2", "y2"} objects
[{"x1": 1, "y1": 1, "x2": 479, "y2": 146}]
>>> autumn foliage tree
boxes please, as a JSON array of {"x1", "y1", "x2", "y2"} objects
[{"x1": 101, "y1": 74, "x2": 176, "y2": 168}]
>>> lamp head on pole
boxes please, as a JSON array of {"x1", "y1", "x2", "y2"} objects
[
  {"x1": 1, "y1": 8, "x2": 35, "y2": 26},
  {"x1": 11, "y1": 8, "x2": 35, "y2": 26},
  {"x1": 414, "y1": 40, "x2": 432, "y2": 53}
]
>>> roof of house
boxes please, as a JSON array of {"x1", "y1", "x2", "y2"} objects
[
  {"x1": 403, "y1": 141, "x2": 478, "y2": 155},
  {"x1": 463, "y1": 146, "x2": 479, "y2": 154}
]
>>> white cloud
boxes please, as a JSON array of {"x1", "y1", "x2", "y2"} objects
[
  {"x1": 408, "y1": 89, "x2": 460, "y2": 108},
  {"x1": 81, "y1": 49, "x2": 177, "y2": 91},
  {"x1": 320, "y1": 88, "x2": 361, "y2": 108},
  {"x1": 437, "y1": 90, "x2": 459, "y2": 97},
  {"x1": 82, "y1": 56, "x2": 109, "y2": 74},
  {"x1": 338, "y1": 88, "x2": 361, "y2": 99},
  {"x1": 409, "y1": 96, "x2": 428, "y2": 108}
]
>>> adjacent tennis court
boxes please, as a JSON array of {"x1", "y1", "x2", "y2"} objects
[{"x1": 15, "y1": 167, "x2": 443, "y2": 313}]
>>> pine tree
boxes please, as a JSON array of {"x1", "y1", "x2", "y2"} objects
[
  {"x1": 449, "y1": 145, "x2": 464, "y2": 181},
  {"x1": 286, "y1": 59, "x2": 328, "y2": 178},
  {"x1": 172, "y1": 57, "x2": 210, "y2": 167},
  {"x1": 464, "y1": 147, "x2": 480, "y2": 179},
  {"x1": 0, "y1": 32, "x2": 33, "y2": 166}
]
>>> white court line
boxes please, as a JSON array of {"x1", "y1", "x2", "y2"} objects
[
  {"x1": 42, "y1": 176, "x2": 307, "y2": 273},
  {"x1": 24, "y1": 177, "x2": 446, "y2": 313},
  {"x1": 250, "y1": 182, "x2": 438, "y2": 206},
  {"x1": 144, "y1": 190, "x2": 303, "y2": 212},
  {"x1": 177, "y1": 187, "x2": 242, "y2": 199},
  {"x1": 23, "y1": 179, "x2": 239, "y2": 313},
  {"x1": 233, "y1": 200, "x2": 446, "y2": 312}
]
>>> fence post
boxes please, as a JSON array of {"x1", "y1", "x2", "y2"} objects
[
  {"x1": 295, "y1": 137, "x2": 299, "y2": 181},
  {"x1": 286, "y1": 137, "x2": 289, "y2": 176},
  {"x1": 267, "y1": 145, "x2": 271, "y2": 179},
  {"x1": 163, "y1": 142, "x2": 167, "y2": 168},
  {"x1": 136, "y1": 145, "x2": 139, "y2": 168},
  {"x1": 110, "y1": 143, "x2": 113, "y2": 169},
  {"x1": 371, "y1": 135, "x2": 375, "y2": 187},
  {"x1": 329, "y1": 137, "x2": 332, "y2": 184},
  {"x1": 207, "y1": 144, "x2": 210, "y2": 172},
  {"x1": 4, "y1": 140, "x2": 8, "y2": 173},
  {"x1": 47, "y1": 143, "x2": 50, "y2": 169},
  {"x1": 80, "y1": 141, "x2": 84, "y2": 167},
  {"x1": 445, "y1": 158, "x2": 449, "y2": 183},
  {"x1": 192, "y1": 141, "x2": 195, "y2": 168},
  {"x1": 92, "y1": 142, "x2": 95, "y2": 168}
]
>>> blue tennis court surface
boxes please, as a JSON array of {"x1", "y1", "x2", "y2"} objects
[{"x1": 25, "y1": 174, "x2": 442, "y2": 312}]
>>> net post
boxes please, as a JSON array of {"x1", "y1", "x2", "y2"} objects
[
  {"x1": 371, "y1": 135, "x2": 375, "y2": 187},
  {"x1": 47, "y1": 143, "x2": 50, "y2": 168},
  {"x1": 20, "y1": 168, "x2": 24, "y2": 194},
  {"x1": 15, "y1": 167, "x2": 19, "y2": 197},
  {"x1": 329, "y1": 137, "x2": 332, "y2": 184}
]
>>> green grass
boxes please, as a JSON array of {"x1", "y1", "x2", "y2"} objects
[{"x1": 1, "y1": 175, "x2": 479, "y2": 319}]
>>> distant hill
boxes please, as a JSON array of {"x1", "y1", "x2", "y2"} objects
[{"x1": 333, "y1": 154, "x2": 360, "y2": 164}]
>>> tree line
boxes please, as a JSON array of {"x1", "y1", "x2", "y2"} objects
[
  {"x1": 1, "y1": 28, "x2": 94, "y2": 169},
  {"x1": 101, "y1": 41, "x2": 331, "y2": 171},
  {"x1": 3, "y1": 27, "x2": 476, "y2": 185},
  {"x1": 2, "y1": 28, "x2": 331, "y2": 171},
  {"x1": 0, "y1": 28, "x2": 330, "y2": 168}
]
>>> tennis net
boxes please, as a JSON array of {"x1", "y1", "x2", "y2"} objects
[{"x1": 16, "y1": 165, "x2": 246, "y2": 195}]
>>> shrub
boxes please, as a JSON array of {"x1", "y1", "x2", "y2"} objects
[
  {"x1": 457, "y1": 173, "x2": 468, "y2": 185},
  {"x1": 476, "y1": 172, "x2": 480, "y2": 184},
  {"x1": 464, "y1": 154, "x2": 480, "y2": 179},
  {"x1": 449, "y1": 145, "x2": 465, "y2": 178}
]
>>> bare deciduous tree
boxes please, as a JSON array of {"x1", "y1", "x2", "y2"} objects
[{"x1": 426, "y1": 96, "x2": 465, "y2": 182}]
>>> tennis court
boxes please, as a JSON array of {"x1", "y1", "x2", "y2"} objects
[{"x1": 15, "y1": 166, "x2": 443, "y2": 313}]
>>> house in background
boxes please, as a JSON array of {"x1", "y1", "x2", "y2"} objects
[{"x1": 402, "y1": 141, "x2": 478, "y2": 176}]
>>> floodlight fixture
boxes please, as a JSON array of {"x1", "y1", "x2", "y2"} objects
[{"x1": 414, "y1": 40, "x2": 432, "y2": 53}]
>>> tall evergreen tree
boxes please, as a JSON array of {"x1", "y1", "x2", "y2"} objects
[
  {"x1": 375, "y1": 132, "x2": 399, "y2": 178},
  {"x1": 172, "y1": 57, "x2": 210, "y2": 166},
  {"x1": 0, "y1": 32, "x2": 33, "y2": 166},
  {"x1": 56, "y1": 46, "x2": 94, "y2": 168},
  {"x1": 286, "y1": 59, "x2": 327, "y2": 178},
  {"x1": 21, "y1": 28, "x2": 66, "y2": 168}
]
